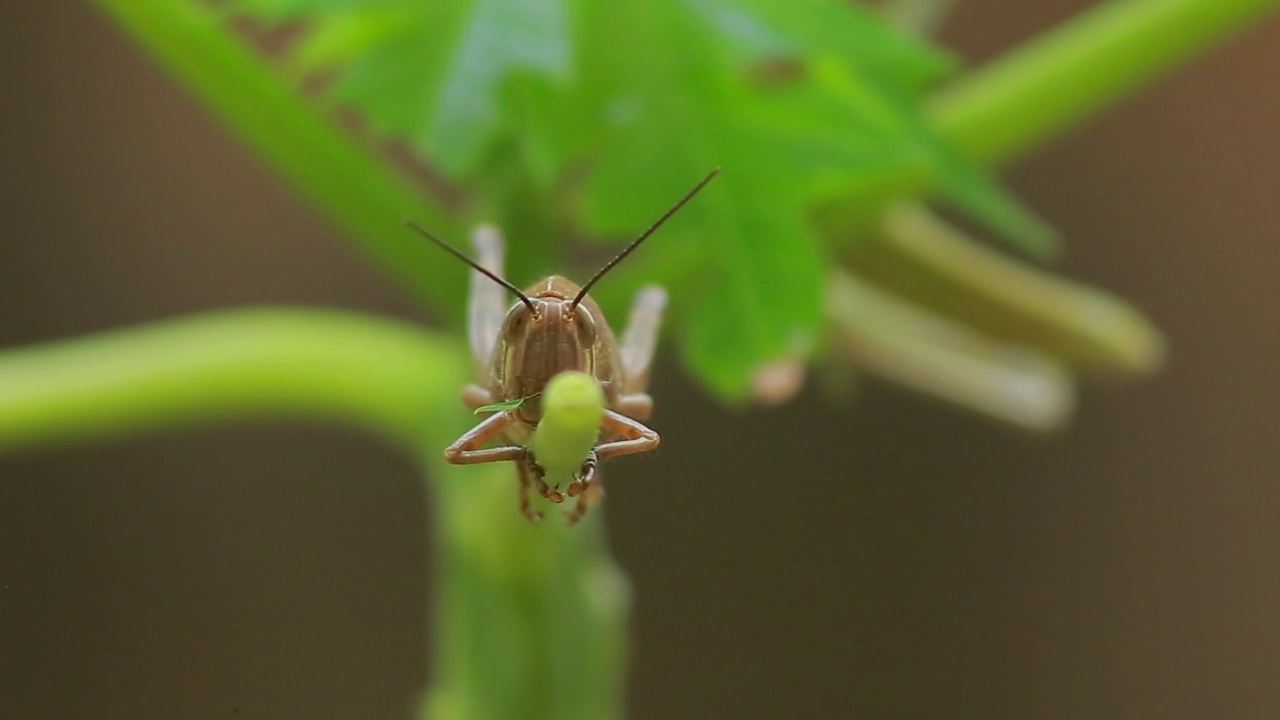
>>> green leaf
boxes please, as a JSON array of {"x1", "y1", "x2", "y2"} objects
[
  {"x1": 692, "y1": 0, "x2": 958, "y2": 88},
  {"x1": 219, "y1": 0, "x2": 1061, "y2": 393},
  {"x1": 932, "y1": 148, "x2": 1059, "y2": 257},
  {"x1": 247, "y1": 0, "x2": 574, "y2": 177},
  {"x1": 866, "y1": 74, "x2": 1060, "y2": 256},
  {"x1": 578, "y1": 1, "x2": 826, "y2": 399},
  {"x1": 286, "y1": 6, "x2": 414, "y2": 75}
]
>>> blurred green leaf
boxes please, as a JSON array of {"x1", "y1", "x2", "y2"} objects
[
  {"x1": 576, "y1": 1, "x2": 826, "y2": 399},
  {"x1": 693, "y1": 0, "x2": 958, "y2": 87},
  {"x1": 220, "y1": 0, "x2": 1057, "y2": 396},
  {"x1": 245, "y1": 0, "x2": 574, "y2": 176}
]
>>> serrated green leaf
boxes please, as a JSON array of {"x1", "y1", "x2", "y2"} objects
[
  {"x1": 691, "y1": 0, "x2": 958, "y2": 87},
  {"x1": 237, "y1": 0, "x2": 574, "y2": 178},
  {"x1": 286, "y1": 7, "x2": 413, "y2": 75},
  {"x1": 931, "y1": 149, "x2": 1059, "y2": 258},
  {"x1": 579, "y1": 1, "x2": 825, "y2": 399},
  {"x1": 808, "y1": 56, "x2": 1059, "y2": 256},
  {"x1": 681, "y1": 173, "x2": 824, "y2": 400},
  {"x1": 223, "y1": 0, "x2": 1057, "y2": 394},
  {"x1": 870, "y1": 76, "x2": 1060, "y2": 257},
  {"x1": 427, "y1": 0, "x2": 572, "y2": 174}
]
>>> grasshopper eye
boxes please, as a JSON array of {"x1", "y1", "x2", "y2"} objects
[
  {"x1": 503, "y1": 304, "x2": 536, "y2": 341},
  {"x1": 572, "y1": 305, "x2": 597, "y2": 342}
]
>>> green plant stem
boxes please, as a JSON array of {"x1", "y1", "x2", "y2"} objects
[
  {"x1": 92, "y1": 0, "x2": 465, "y2": 315},
  {"x1": 930, "y1": 0, "x2": 1280, "y2": 166},
  {"x1": 862, "y1": 203, "x2": 1167, "y2": 375},
  {"x1": 0, "y1": 309, "x2": 467, "y2": 451},
  {"x1": 424, "y1": 462, "x2": 630, "y2": 720},
  {"x1": 827, "y1": 270, "x2": 1074, "y2": 432}
]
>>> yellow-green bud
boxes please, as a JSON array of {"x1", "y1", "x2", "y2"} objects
[{"x1": 532, "y1": 371, "x2": 605, "y2": 481}]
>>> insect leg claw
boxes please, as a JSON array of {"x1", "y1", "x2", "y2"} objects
[
  {"x1": 522, "y1": 449, "x2": 565, "y2": 503},
  {"x1": 566, "y1": 452, "x2": 598, "y2": 498}
]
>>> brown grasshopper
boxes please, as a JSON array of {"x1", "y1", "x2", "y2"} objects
[{"x1": 406, "y1": 168, "x2": 719, "y2": 524}]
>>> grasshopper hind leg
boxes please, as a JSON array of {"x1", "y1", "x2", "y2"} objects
[
  {"x1": 468, "y1": 225, "x2": 508, "y2": 371},
  {"x1": 619, "y1": 285, "x2": 667, "y2": 395},
  {"x1": 616, "y1": 285, "x2": 666, "y2": 423}
]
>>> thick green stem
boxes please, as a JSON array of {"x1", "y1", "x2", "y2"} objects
[
  {"x1": 862, "y1": 204, "x2": 1167, "y2": 375},
  {"x1": 931, "y1": 0, "x2": 1280, "y2": 166},
  {"x1": 423, "y1": 382, "x2": 628, "y2": 720},
  {"x1": 424, "y1": 462, "x2": 630, "y2": 720},
  {"x1": 0, "y1": 309, "x2": 467, "y2": 451},
  {"x1": 827, "y1": 270, "x2": 1074, "y2": 432}
]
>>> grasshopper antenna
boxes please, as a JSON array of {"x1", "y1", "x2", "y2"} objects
[
  {"x1": 571, "y1": 167, "x2": 721, "y2": 310},
  {"x1": 404, "y1": 221, "x2": 538, "y2": 315}
]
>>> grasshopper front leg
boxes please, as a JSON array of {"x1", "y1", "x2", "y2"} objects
[
  {"x1": 563, "y1": 410, "x2": 659, "y2": 518},
  {"x1": 594, "y1": 410, "x2": 660, "y2": 461},
  {"x1": 443, "y1": 411, "x2": 526, "y2": 465},
  {"x1": 565, "y1": 466, "x2": 606, "y2": 526},
  {"x1": 515, "y1": 456, "x2": 569, "y2": 522},
  {"x1": 445, "y1": 411, "x2": 566, "y2": 506}
]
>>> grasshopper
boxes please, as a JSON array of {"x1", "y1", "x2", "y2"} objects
[{"x1": 407, "y1": 168, "x2": 719, "y2": 524}]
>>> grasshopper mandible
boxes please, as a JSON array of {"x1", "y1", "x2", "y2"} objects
[{"x1": 406, "y1": 168, "x2": 719, "y2": 524}]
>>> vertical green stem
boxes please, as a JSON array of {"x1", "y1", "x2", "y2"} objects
[
  {"x1": 421, "y1": 460, "x2": 630, "y2": 720},
  {"x1": 931, "y1": 0, "x2": 1280, "y2": 166}
]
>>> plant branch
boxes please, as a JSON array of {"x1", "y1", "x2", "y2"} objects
[
  {"x1": 862, "y1": 204, "x2": 1167, "y2": 375},
  {"x1": 930, "y1": 0, "x2": 1280, "y2": 166},
  {"x1": 92, "y1": 0, "x2": 466, "y2": 314},
  {"x1": 0, "y1": 309, "x2": 468, "y2": 452},
  {"x1": 422, "y1": 458, "x2": 630, "y2": 720},
  {"x1": 827, "y1": 270, "x2": 1074, "y2": 432}
]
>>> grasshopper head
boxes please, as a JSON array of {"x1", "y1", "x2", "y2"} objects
[{"x1": 500, "y1": 279, "x2": 600, "y2": 407}]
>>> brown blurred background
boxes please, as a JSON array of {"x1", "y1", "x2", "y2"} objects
[{"x1": 2, "y1": 2, "x2": 1278, "y2": 718}]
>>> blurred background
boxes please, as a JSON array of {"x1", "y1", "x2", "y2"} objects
[{"x1": 2, "y1": 2, "x2": 1278, "y2": 718}]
